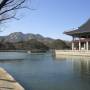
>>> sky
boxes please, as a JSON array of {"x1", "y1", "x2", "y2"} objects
[{"x1": 0, "y1": 0, "x2": 90, "y2": 40}]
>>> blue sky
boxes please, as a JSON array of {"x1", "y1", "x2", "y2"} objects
[{"x1": 1, "y1": 0, "x2": 90, "y2": 40}]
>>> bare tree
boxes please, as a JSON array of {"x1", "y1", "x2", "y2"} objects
[{"x1": 0, "y1": 0, "x2": 29, "y2": 22}]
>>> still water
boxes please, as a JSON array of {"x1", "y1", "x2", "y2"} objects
[{"x1": 0, "y1": 52, "x2": 90, "y2": 90}]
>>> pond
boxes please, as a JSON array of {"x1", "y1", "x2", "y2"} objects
[{"x1": 0, "y1": 52, "x2": 90, "y2": 90}]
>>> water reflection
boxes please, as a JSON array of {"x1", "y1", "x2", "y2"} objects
[
  {"x1": 0, "y1": 53, "x2": 90, "y2": 90},
  {"x1": 0, "y1": 59, "x2": 24, "y2": 64},
  {"x1": 56, "y1": 55, "x2": 90, "y2": 80},
  {"x1": 72, "y1": 58, "x2": 90, "y2": 80}
]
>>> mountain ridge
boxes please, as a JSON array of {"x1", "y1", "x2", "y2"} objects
[{"x1": 0, "y1": 32, "x2": 54, "y2": 43}]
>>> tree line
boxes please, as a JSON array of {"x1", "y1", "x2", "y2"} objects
[{"x1": 0, "y1": 39, "x2": 71, "y2": 52}]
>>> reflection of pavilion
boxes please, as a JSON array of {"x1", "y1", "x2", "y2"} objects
[
  {"x1": 64, "y1": 19, "x2": 90, "y2": 51},
  {"x1": 55, "y1": 55, "x2": 90, "y2": 76},
  {"x1": 72, "y1": 58, "x2": 90, "y2": 77}
]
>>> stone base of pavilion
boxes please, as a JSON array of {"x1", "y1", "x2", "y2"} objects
[{"x1": 55, "y1": 50, "x2": 90, "y2": 57}]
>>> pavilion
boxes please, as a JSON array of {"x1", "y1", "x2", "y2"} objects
[{"x1": 64, "y1": 19, "x2": 90, "y2": 51}]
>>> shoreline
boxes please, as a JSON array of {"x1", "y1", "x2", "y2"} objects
[{"x1": 0, "y1": 67, "x2": 24, "y2": 90}]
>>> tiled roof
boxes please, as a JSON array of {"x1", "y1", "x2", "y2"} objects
[{"x1": 64, "y1": 19, "x2": 90, "y2": 37}]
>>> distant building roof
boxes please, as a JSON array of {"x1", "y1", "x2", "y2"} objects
[{"x1": 64, "y1": 19, "x2": 90, "y2": 38}]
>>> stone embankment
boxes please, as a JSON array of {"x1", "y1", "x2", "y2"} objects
[
  {"x1": 55, "y1": 50, "x2": 90, "y2": 57},
  {"x1": 0, "y1": 68, "x2": 24, "y2": 90}
]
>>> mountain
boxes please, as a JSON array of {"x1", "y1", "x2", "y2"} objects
[
  {"x1": 0, "y1": 32, "x2": 71, "y2": 50},
  {"x1": 5, "y1": 32, "x2": 24, "y2": 42},
  {"x1": 0, "y1": 32, "x2": 54, "y2": 43}
]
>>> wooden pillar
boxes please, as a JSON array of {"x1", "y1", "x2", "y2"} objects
[
  {"x1": 84, "y1": 43, "x2": 86, "y2": 50},
  {"x1": 72, "y1": 37, "x2": 74, "y2": 50},
  {"x1": 86, "y1": 41, "x2": 89, "y2": 51},
  {"x1": 79, "y1": 39, "x2": 81, "y2": 51},
  {"x1": 72, "y1": 42, "x2": 74, "y2": 50},
  {"x1": 86, "y1": 36, "x2": 89, "y2": 51}
]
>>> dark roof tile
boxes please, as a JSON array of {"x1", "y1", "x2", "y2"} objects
[{"x1": 64, "y1": 19, "x2": 90, "y2": 37}]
